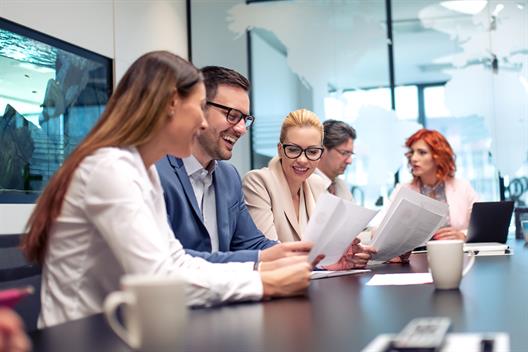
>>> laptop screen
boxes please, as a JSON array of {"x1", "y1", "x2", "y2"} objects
[{"x1": 466, "y1": 201, "x2": 514, "y2": 243}]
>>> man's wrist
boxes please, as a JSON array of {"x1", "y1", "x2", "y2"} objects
[{"x1": 253, "y1": 250, "x2": 262, "y2": 271}]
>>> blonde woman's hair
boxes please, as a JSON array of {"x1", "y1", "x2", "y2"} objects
[{"x1": 279, "y1": 109, "x2": 323, "y2": 143}]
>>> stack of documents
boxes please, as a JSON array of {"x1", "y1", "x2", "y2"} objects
[
  {"x1": 370, "y1": 187, "x2": 449, "y2": 262},
  {"x1": 305, "y1": 193, "x2": 378, "y2": 266}
]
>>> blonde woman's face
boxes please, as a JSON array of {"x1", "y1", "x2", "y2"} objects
[
  {"x1": 278, "y1": 126, "x2": 323, "y2": 185},
  {"x1": 167, "y1": 82, "x2": 207, "y2": 157}
]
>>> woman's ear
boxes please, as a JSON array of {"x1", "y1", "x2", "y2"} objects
[
  {"x1": 277, "y1": 143, "x2": 282, "y2": 158},
  {"x1": 168, "y1": 91, "x2": 180, "y2": 117}
]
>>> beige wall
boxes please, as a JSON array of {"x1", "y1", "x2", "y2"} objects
[{"x1": 0, "y1": 0, "x2": 188, "y2": 233}]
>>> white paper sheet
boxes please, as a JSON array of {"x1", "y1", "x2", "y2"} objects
[
  {"x1": 304, "y1": 193, "x2": 378, "y2": 266},
  {"x1": 310, "y1": 269, "x2": 370, "y2": 280},
  {"x1": 366, "y1": 273, "x2": 433, "y2": 286},
  {"x1": 371, "y1": 187, "x2": 448, "y2": 262}
]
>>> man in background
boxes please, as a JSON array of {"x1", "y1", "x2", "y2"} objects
[{"x1": 316, "y1": 119, "x2": 357, "y2": 201}]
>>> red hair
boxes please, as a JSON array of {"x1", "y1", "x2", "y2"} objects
[{"x1": 405, "y1": 129, "x2": 456, "y2": 184}]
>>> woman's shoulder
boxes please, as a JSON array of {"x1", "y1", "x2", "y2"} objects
[
  {"x1": 78, "y1": 147, "x2": 144, "y2": 184},
  {"x1": 445, "y1": 177, "x2": 474, "y2": 190}
]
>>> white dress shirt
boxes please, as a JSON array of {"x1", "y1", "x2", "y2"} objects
[
  {"x1": 314, "y1": 168, "x2": 355, "y2": 203},
  {"x1": 182, "y1": 156, "x2": 219, "y2": 251},
  {"x1": 39, "y1": 147, "x2": 262, "y2": 328}
]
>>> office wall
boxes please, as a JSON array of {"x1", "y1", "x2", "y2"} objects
[
  {"x1": 0, "y1": 0, "x2": 188, "y2": 234},
  {"x1": 190, "y1": 0, "x2": 251, "y2": 175}
]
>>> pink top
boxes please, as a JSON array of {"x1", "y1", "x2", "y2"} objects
[{"x1": 398, "y1": 177, "x2": 479, "y2": 232}]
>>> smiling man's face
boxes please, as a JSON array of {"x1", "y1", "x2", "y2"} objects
[{"x1": 194, "y1": 84, "x2": 250, "y2": 166}]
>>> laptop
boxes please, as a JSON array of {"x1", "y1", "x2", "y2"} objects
[{"x1": 465, "y1": 201, "x2": 514, "y2": 243}]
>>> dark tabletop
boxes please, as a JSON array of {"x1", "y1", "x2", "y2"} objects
[{"x1": 31, "y1": 240, "x2": 528, "y2": 352}]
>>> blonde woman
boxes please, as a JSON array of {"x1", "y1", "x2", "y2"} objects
[{"x1": 243, "y1": 109, "x2": 376, "y2": 270}]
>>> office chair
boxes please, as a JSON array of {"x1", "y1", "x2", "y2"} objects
[{"x1": 0, "y1": 234, "x2": 42, "y2": 331}]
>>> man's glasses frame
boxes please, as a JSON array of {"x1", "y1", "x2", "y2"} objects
[
  {"x1": 281, "y1": 143, "x2": 324, "y2": 161},
  {"x1": 333, "y1": 148, "x2": 355, "y2": 159},
  {"x1": 206, "y1": 101, "x2": 255, "y2": 128}
]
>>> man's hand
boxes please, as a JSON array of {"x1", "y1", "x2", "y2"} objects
[
  {"x1": 322, "y1": 238, "x2": 377, "y2": 270},
  {"x1": 259, "y1": 255, "x2": 310, "y2": 272},
  {"x1": 260, "y1": 257, "x2": 311, "y2": 298},
  {"x1": 260, "y1": 241, "x2": 313, "y2": 262},
  {"x1": 433, "y1": 227, "x2": 465, "y2": 241}
]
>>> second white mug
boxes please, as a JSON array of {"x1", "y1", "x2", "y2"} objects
[
  {"x1": 103, "y1": 274, "x2": 187, "y2": 352},
  {"x1": 427, "y1": 240, "x2": 475, "y2": 290}
]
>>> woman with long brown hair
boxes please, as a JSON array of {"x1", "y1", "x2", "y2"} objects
[{"x1": 22, "y1": 51, "x2": 311, "y2": 328}]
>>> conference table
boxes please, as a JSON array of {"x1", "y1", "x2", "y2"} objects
[{"x1": 30, "y1": 240, "x2": 528, "y2": 351}]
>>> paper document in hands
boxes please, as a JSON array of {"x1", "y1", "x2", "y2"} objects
[
  {"x1": 304, "y1": 193, "x2": 378, "y2": 266},
  {"x1": 371, "y1": 187, "x2": 449, "y2": 262}
]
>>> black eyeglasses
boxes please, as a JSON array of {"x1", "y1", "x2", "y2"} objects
[
  {"x1": 206, "y1": 101, "x2": 255, "y2": 128},
  {"x1": 281, "y1": 143, "x2": 324, "y2": 161},
  {"x1": 334, "y1": 148, "x2": 355, "y2": 159}
]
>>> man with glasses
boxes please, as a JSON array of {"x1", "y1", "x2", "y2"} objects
[
  {"x1": 156, "y1": 66, "x2": 311, "y2": 264},
  {"x1": 315, "y1": 120, "x2": 357, "y2": 201}
]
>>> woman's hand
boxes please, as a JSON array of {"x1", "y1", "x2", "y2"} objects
[
  {"x1": 0, "y1": 308, "x2": 31, "y2": 352},
  {"x1": 387, "y1": 251, "x2": 412, "y2": 264},
  {"x1": 259, "y1": 256, "x2": 311, "y2": 298},
  {"x1": 432, "y1": 227, "x2": 465, "y2": 241},
  {"x1": 322, "y1": 238, "x2": 377, "y2": 270}
]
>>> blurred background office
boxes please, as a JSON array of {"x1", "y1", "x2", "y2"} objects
[{"x1": 1, "y1": 0, "x2": 528, "y2": 235}]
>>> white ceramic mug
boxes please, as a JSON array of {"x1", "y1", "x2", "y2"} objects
[
  {"x1": 103, "y1": 274, "x2": 187, "y2": 352},
  {"x1": 427, "y1": 240, "x2": 475, "y2": 290}
]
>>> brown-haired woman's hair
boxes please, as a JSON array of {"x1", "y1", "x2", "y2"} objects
[
  {"x1": 405, "y1": 128, "x2": 456, "y2": 184},
  {"x1": 21, "y1": 51, "x2": 202, "y2": 265},
  {"x1": 279, "y1": 109, "x2": 324, "y2": 144}
]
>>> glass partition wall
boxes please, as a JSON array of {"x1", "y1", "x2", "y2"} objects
[
  {"x1": 0, "y1": 18, "x2": 112, "y2": 203},
  {"x1": 190, "y1": 0, "x2": 528, "y2": 209}
]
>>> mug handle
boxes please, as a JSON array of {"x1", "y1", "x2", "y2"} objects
[
  {"x1": 103, "y1": 291, "x2": 138, "y2": 348},
  {"x1": 462, "y1": 251, "x2": 476, "y2": 277}
]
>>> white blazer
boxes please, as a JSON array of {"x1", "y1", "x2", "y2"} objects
[{"x1": 39, "y1": 147, "x2": 262, "y2": 328}]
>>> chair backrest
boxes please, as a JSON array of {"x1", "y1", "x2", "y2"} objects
[{"x1": 0, "y1": 234, "x2": 42, "y2": 331}]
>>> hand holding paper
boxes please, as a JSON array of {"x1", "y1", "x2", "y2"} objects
[
  {"x1": 304, "y1": 193, "x2": 378, "y2": 267},
  {"x1": 371, "y1": 187, "x2": 449, "y2": 262}
]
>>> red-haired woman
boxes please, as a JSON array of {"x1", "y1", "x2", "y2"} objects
[{"x1": 400, "y1": 128, "x2": 479, "y2": 240}]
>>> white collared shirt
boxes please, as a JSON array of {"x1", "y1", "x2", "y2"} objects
[
  {"x1": 39, "y1": 147, "x2": 262, "y2": 328},
  {"x1": 314, "y1": 168, "x2": 355, "y2": 203},
  {"x1": 182, "y1": 156, "x2": 219, "y2": 252}
]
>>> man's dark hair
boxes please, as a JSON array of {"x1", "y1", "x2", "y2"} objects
[
  {"x1": 323, "y1": 120, "x2": 357, "y2": 149},
  {"x1": 201, "y1": 66, "x2": 250, "y2": 101}
]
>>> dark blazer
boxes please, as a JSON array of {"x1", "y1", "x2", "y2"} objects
[{"x1": 156, "y1": 155, "x2": 277, "y2": 263}]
